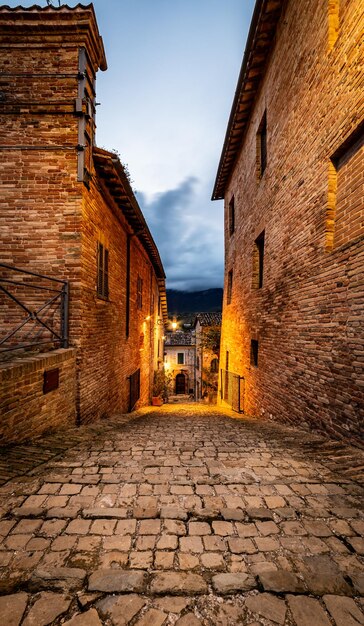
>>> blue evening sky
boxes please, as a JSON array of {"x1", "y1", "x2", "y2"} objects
[{"x1": 4, "y1": 0, "x2": 256, "y2": 290}]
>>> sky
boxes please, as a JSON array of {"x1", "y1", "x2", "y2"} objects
[{"x1": 4, "y1": 0, "x2": 256, "y2": 291}]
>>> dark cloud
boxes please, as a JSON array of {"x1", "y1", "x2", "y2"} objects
[{"x1": 138, "y1": 178, "x2": 224, "y2": 291}]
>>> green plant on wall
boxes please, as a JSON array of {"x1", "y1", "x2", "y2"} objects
[
  {"x1": 152, "y1": 369, "x2": 173, "y2": 400},
  {"x1": 199, "y1": 326, "x2": 221, "y2": 357}
]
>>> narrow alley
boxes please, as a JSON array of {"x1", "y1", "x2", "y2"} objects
[{"x1": 0, "y1": 405, "x2": 363, "y2": 625}]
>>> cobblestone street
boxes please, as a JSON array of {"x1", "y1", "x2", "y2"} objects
[{"x1": 0, "y1": 404, "x2": 363, "y2": 625}]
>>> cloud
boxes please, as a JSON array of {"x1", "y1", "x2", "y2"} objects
[{"x1": 139, "y1": 177, "x2": 224, "y2": 291}]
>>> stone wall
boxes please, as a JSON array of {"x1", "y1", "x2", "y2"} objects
[
  {"x1": 164, "y1": 345, "x2": 196, "y2": 396},
  {"x1": 0, "y1": 349, "x2": 76, "y2": 444},
  {"x1": 220, "y1": 0, "x2": 364, "y2": 444}
]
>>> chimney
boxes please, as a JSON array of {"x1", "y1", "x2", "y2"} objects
[{"x1": 0, "y1": 4, "x2": 107, "y2": 185}]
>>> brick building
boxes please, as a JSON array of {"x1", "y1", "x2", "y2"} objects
[
  {"x1": 194, "y1": 312, "x2": 221, "y2": 402},
  {"x1": 0, "y1": 4, "x2": 167, "y2": 442},
  {"x1": 213, "y1": 0, "x2": 364, "y2": 443}
]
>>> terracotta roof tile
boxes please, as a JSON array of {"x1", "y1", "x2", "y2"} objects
[{"x1": 195, "y1": 312, "x2": 222, "y2": 327}]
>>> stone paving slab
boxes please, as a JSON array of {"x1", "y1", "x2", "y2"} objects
[{"x1": 0, "y1": 403, "x2": 363, "y2": 624}]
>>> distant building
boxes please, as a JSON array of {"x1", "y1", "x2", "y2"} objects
[
  {"x1": 194, "y1": 313, "x2": 221, "y2": 402},
  {"x1": 0, "y1": 5, "x2": 167, "y2": 442},
  {"x1": 212, "y1": 0, "x2": 363, "y2": 442},
  {"x1": 164, "y1": 331, "x2": 196, "y2": 397}
]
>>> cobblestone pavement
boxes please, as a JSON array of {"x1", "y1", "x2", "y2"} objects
[{"x1": 0, "y1": 404, "x2": 363, "y2": 625}]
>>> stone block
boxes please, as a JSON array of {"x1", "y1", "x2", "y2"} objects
[{"x1": 88, "y1": 569, "x2": 147, "y2": 593}]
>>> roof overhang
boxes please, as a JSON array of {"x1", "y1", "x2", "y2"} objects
[
  {"x1": 93, "y1": 147, "x2": 168, "y2": 326},
  {"x1": 212, "y1": 0, "x2": 284, "y2": 201},
  {"x1": 0, "y1": 3, "x2": 107, "y2": 72}
]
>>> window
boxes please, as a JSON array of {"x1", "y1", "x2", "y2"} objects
[
  {"x1": 196, "y1": 356, "x2": 200, "y2": 369},
  {"x1": 137, "y1": 275, "x2": 143, "y2": 309},
  {"x1": 251, "y1": 340, "x2": 259, "y2": 367},
  {"x1": 253, "y1": 230, "x2": 265, "y2": 289},
  {"x1": 227, "y1": 269, "x2": 233, "y2": 304},
  {"x1": 97, "y1": 242, "x2": 109, "y2": 299},
  {"x1": 177, "y1": 352, "x2": 184, "y2": 364},
  {"x1": 257, "y1": 111, "x2": 267, "y2": 178},
  {"x1": 228, "y1": 196, "x2": 235, "y2": 236},
  {"x1": 211, "y1": 358, "x2": 218, "y2": 373},
  {"x1": 327, "y1": 123, "x2": 364, "y2": 250}
]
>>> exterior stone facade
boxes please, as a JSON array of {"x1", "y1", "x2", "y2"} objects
[
  {"x1": 213, "y1": 0, "x2": 364, "y2": 444},
  {"x1": 0, "y1": 5, "x2": 167, "y2": 441},
  {"x1": 0, "y1": 349, "x2": 76, "y2": 443},
  {"x1": 164, "y1": 332, "x2": 196, "y2": 397}
]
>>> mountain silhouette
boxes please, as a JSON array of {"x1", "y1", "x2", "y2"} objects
[{"x1": 167, "y1": 288, "x2": 223, "y2": 316}]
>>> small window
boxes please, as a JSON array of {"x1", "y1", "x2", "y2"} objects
[
  {"x1": 211, "y1": 358, "x2": 218, "y2": 373},
  {"x1": 227, "y1": 269, "x2": 233, "y2": 304},
  {"x1": 196, "y1": 356, "x2": 200, "y2": 369},
  {"x1": 97, "y1": 242, "x2": 109, "y2": 299},
  {"x1": 177, "y1": 352, "x2": 184, "y2": 365},
  {"x1": 251, "y1": 339, "x2": 259, "y2": 367},
  {"x1": 228, "y1": 196, "x2": 235, "y2": 236},
  {"x1": 253, "y1": 230, "x2": 265, "y2": 289},
  {"x1": 137, "y1": 275, "x2": 143, "y2": 309},
  {"x1": 327, "y1": 123, "x2": 364, "y2": 250},
  {"x1": 257, "y1": 111, "x2": 267, "y2": 178}
]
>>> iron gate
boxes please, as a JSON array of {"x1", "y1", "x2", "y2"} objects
[{"x1": 220, "y1": 369, "x2": 245, "y2": 413}]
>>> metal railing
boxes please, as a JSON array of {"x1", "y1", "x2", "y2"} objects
[
  {"x1": 220, "y1": 368, "x2": 245, "y2": 413},
  {"x1": 129, "y1": 368, "x2": 140, "y2": 412},
  {"x1": 0, "y1": 263, "x2": 69, "y2": 356}
]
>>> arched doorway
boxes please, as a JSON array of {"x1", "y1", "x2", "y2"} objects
[{"x1": 175, "y1": 373, "x2": 187, "y2": 394}]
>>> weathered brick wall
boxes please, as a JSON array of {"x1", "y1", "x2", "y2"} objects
[
  {"x1": 78, "y1": 178, "x2": 160, "y2": 421},
  {"x1": 0, "y1": 31, "x2": 83, "y2": 346},
  {"x1": 221, "y1": 0, "x2": 364, "y2": 444},
  {"x1": 0, "y1": 349, "x2": 76, "y2": 444},
  {"x1": 0, "y1": 6, "x2": 164, "y2": 435},
  {"x1": 334, "y1": 146, "x2": 364, "y2": 249}
]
